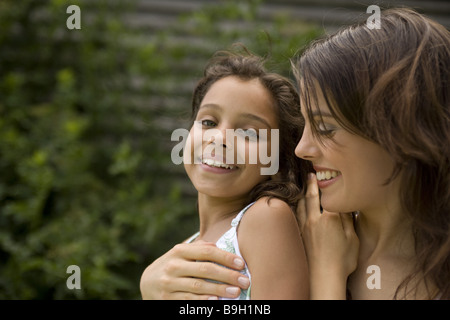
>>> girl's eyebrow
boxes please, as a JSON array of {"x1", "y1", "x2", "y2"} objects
[
  {"x1": 199, "y1": 103, "x2": 221, "y2": 110},
  {"x1": 241, "y1": 113, "x2": 272, "y2": 128}
]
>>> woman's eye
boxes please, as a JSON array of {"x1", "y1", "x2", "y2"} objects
[{"x1": 317, "y1": 122, "x2": 335, "y2": 135}]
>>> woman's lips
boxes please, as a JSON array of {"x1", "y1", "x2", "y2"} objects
[{"x1": 313, "y1": 165, "x2": 342, "y2": 189}]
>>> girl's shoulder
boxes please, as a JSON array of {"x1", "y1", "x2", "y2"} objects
[
  {"x1": 237, "y1": 196, "x2": 307, "y2": 299},
  {"x1": 239, "y1": 197, "x2": 297, "y2": 232},
  {"x1": 245, "y1": 196, "x2": 294, "y2": 217}
]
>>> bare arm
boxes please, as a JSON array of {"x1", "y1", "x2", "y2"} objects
[
  {"x1": 239, "y1": 198, "x2": 309, "y2": 299},
  {"x1": 140, "y1": 241, "x2": 250, "y2": 300}
]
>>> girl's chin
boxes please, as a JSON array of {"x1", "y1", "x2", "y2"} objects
[{"x1": 195, "y1": 186, "x2": 237, "y2": 198}]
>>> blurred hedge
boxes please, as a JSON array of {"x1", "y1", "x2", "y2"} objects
[{"x1": 0, "y1": 0, "x2": 321, "y2": 299}]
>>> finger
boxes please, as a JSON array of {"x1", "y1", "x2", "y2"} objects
[
  {"x1": 339, "y1": 212, "x2": 356, "y2": 238},
  {"x1": 170, "y1": 278, "x2": 242, "y2": 299},
  {"x1": 305, "y1": 173, "x2": 322, "y2": 218},
  {"x1": 167, "y1": 291, "x2": 219, "y2": 300},
  {"x1": 175, "y1": 260, "x2": 250, "y2": 290},
  {"x1": 176, "y1": 242, "x2": 246, "y2": 271},
  {"x1": 321, "y1": 210, "x2": 340, "y2": 221},
  {"x1": 296, "y1": 197, "x2": 306, "y2": 230}
]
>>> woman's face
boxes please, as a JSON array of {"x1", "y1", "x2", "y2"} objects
[
  {"x1": 295, "y1": 86, "x2": 400, "y2": 214},
  {"x1": 184, "y1": 76, "x2": 278, "y2": 200}
]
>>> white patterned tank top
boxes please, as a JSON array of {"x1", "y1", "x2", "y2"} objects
[{"x1": 185, "y1": 202, "x2": 254, "y2": 300}]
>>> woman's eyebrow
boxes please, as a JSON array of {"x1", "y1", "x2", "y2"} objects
[{"x1": 311, "y1": 110, "x2": 334, "y2": 118}]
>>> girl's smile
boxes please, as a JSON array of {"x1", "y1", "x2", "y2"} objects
[
  {"x1": 184, "y1": 75, "x2": 278, "y2": 200},
  {"x1": 200, "y1": 157, "x2": 238, "y2": 173}
]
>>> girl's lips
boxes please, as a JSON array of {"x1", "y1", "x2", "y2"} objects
[
  {"x1": 200, "y1": 163, "x2": 238, "y2": 174},
  {"x1": 198, "y1": 157, "x2": 239, "y2": 174}
]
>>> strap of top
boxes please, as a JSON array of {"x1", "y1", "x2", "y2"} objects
[
  {"x1": 185, "y1": 231, "x2": 200, "y2": 243},
  {"x1": 185, "y1": 201, "x2": 256, "y2": 242},
  {"x1": 231, "y1": 202, "x2": 255, "y2": 227}
]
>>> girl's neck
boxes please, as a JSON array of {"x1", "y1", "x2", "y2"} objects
[{"x1": 196, "y1": 193, "x2": 248, "y2": 242}]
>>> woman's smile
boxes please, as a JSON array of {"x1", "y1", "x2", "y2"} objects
[{"x1": 314, "y1": 165, "x2": 342, "y2": 189}]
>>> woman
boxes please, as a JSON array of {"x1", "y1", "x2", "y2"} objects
[
  {"x1": 140, "y1": 8, "x2": 449, "y2": 300},
  {"x1": 294, "y1": 7, "x2": 449, "y2": 299}
]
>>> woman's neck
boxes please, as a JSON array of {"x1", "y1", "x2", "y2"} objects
[
  {"x1": 355, "y1": 175, "x2": 414, "y2": 260},
  {"x1": 355, "y1": 205, "x2": 414, "y2": 261},
  {"x1": 196, "y1": 193, "x2": 247, "y2": 242}
]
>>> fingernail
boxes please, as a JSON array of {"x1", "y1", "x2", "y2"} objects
[
  {"x1": 226, "y1": 287, "x2": 240, "y2": 296},
  {"x1": 233, "y1": 258, "x2": 244, "y2": 268},
  {"x1": 308, "y1": 173, "x2": 316, "y2": 180},
  {"x1": 238, "y1": 276, "x2": 250, "y2": 288}
]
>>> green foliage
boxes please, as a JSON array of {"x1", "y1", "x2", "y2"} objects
[{"x1": 0, "y1": 0, "x2": 321, "y2": 299}]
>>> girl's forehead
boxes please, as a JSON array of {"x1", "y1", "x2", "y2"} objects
[{"x1": 201, "y1": 77, "x2": 278, "y2": 124}]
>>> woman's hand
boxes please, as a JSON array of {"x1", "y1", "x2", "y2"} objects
[
  {"x1": 296, "y1": 173, "x2": 359, "y2": 299},
  {"x1": 140, "y1": 240, "x2": 250, "y2": 300}
]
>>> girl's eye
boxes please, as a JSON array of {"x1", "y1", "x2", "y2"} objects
[
  {"x1": 201, "y1": 119, "x2": 216, "y2": 127},
  {"x1": 237, "y1": 128, "x2": 258, "y2": 139}
]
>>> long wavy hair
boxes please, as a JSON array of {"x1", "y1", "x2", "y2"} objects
[
  {"x1": 191, "y1": 47, "x2": 311, "y2": 210},
  {"x1": 294, "y1": 8, "x2": 450, "y2": 299}
]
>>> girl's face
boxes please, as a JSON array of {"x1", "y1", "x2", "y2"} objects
[
  {"x1": 295, "y1": 86, "x2": 400, "y2": 214},
  {"x1": 184, "y1": 76, "x2": 278, "y2": 200}
]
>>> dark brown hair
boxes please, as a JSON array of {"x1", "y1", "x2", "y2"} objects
[
  {"x1": 294, "y1": 8, "x2": 450, "y2": 299},
  {"x1": 191, "y1": 46, "x2": 311, "y2": 210}
]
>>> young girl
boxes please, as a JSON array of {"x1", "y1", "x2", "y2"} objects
[
  {"x1": 179, "y1": 49, "x2": 310, "y2": 300},
  {"x1": 294, "y1": 8, "x2": 449, "y2": 299}
]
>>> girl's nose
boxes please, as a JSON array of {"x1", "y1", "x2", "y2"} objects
[{"x1": 205, "y1": 126, "x2": 228, "y2": 149}]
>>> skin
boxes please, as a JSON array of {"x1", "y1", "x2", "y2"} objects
[
  {"x1": 183, "y1": 76, "x2": 277, "y2": 223},
  {"x1": 139, "y1": 240, "x2": 248, "y2": 300},
  {"x1": 294, "y1": 85, "x2": 433, "y2": 299},
  {"x1": 140, "y1": 82, "x2": 434, "y2": 300},
  {"x1": 296, "y1": 174, "x2": 358, "y2": 299},
  {"x1": 141, "y1": 76, "x2": 308, "y2": 299}
]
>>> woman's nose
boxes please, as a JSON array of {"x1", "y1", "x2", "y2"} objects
[{"x1": 295, "y1": 125, "x2": 320, "y2": 161}]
